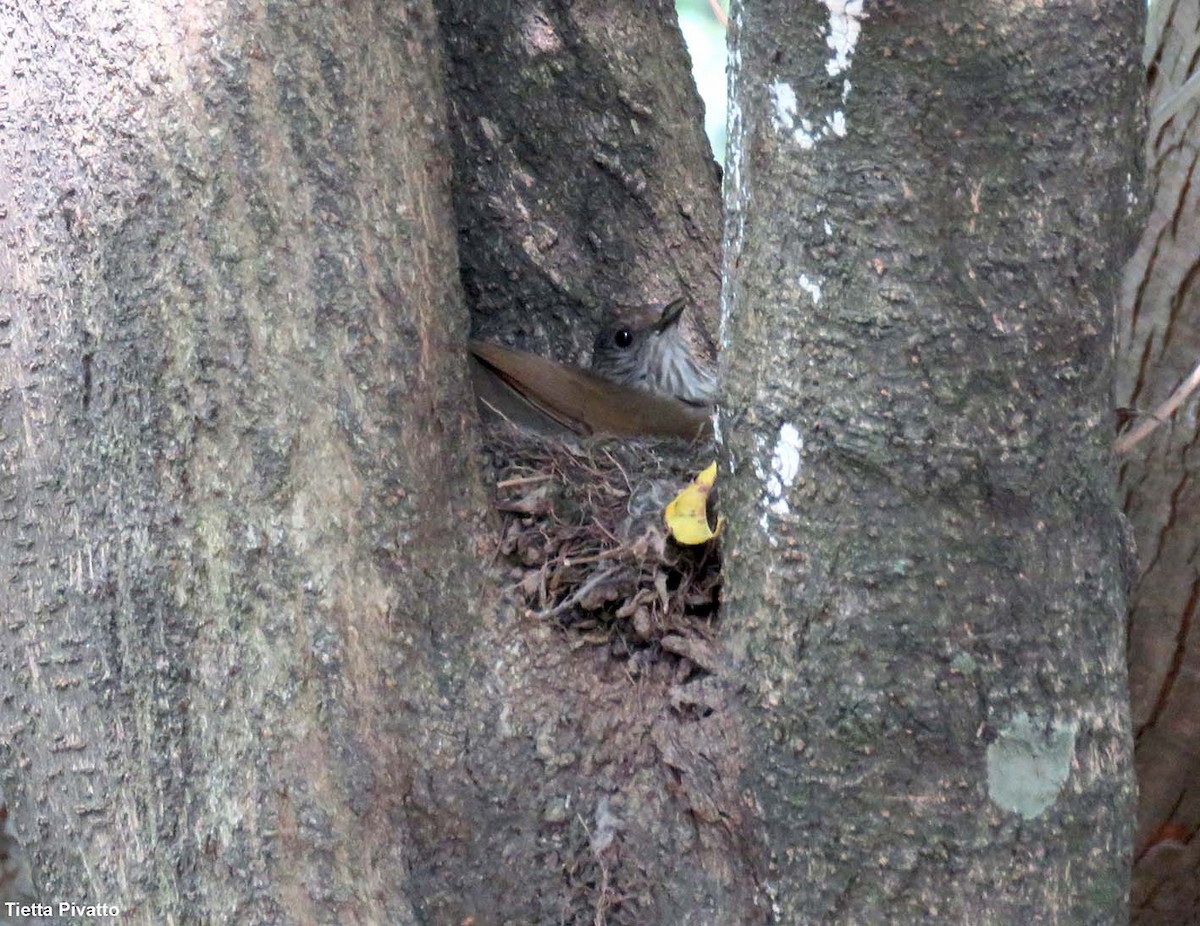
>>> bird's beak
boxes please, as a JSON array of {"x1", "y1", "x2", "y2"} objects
[{"x1": 655, "y1": 297, "x2": 688, "y2": 333}]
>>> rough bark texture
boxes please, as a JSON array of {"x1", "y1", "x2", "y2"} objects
[
  {"x1": 0, "y1": 1, "x2": 483, "y2": 921},
  {"x1": 435, "y1": 0, "x2": 723, "y2": 362},
  {"x1": 721, "y1": 2, "x2": 1142, "y2": 922},
  {"x1": 3, "y1": 1, "x2": 754, "y2": 923},
  {"x1": 423, "y1": 3, "x2": 758, "y2": 923},
  {"x1": 1120, "y1": 4, "x2": 1200, "y2": 923}
]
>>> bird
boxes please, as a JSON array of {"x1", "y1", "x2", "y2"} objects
[
  {"x1": 469, "y1": 339, "x2": 711, "y2": 441},
  {"x1": 589, "y1": 296, "x2": 718, "y2": 407}
]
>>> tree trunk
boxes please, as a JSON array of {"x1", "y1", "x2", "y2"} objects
[
  {"x1": 2, "y1": 1, "x2": 754, "y2": 923},
  {"x1": 421, "y1": 3, "x2": 761, "y2": 923},
  {"x1": 0, "y1": 1, "x2": 481, "y2": 921},
  {"x1": 1120, "y1": 4, "x2": 1200, "y2": 923},
  {"x1": 435, "y1": 0, "x2": 723, "y2": 360},
  {"x1": 1, "y1": 0, "x2": 1149, "y2": 922},
  {"x1": 720, "y1": 2, "x2": 1142, "y2": 922}
]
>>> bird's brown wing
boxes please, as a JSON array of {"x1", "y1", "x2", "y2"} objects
[{"x1": 468, "y1": 341, "x2": 712, "y2": 441}]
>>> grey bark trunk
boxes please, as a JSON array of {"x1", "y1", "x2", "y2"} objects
[
  {"x1": 0, "y1": 1, "x2": 481, "y2": 921},
  {"x1": 1120, "y1": 4, "x2": 1200, "y2": 924},
  {"x1": 3, "y1": 1, "x2": 752, "y2": 923},
  {"x1": 0, "y1": 0, "x2": 1149, "y2": 923},
  {"x1": 720, "y1": 2, "x2": 1143, "y2": 923}
]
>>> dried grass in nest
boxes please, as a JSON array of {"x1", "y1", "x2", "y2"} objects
[{"x1": 481, "y1": 427, "x2": 722, "y2": 666}]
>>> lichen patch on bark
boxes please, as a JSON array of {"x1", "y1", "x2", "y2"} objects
[{"x1": 986, "y1": 712, "x2": 1078, "y2": 820}]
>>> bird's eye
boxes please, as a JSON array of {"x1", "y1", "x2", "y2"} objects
[{"x1": 613, "y1": 328, "x2": 633, "y2": 348}]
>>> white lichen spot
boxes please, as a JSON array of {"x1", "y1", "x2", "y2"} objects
[
  {"x1": 798, "y1": 274, "x2": 822, "y2": 305},
  {"x1": 770, "y1": 82, "x2": 818, "y2": 149},
  {"x1": 823, "y1": 0, "x2": 866, "y2": 77},
  {"x1": 759, "y1": 424, "x2": 804, "y2": 519},
  {"x1": 770, "y1": 81, "x2": 798, "y2": 133},
  {"x1": 772, "y1": 424, "x2": 803, "y2": 488},
  {"x1": 823, "y1": 220, "x2": 833, "y2": 237},
  {"x1": 767, "y1": 478, "x2": 787, "y2": 515},
  {"x1": 721, "y1": 35, "x2": 748, "y2": 355},
  {"x1": 719, "y1": 126, "x2": 741, "y2": 349},
  {"x1": 986, "y1": 712, "x2": 1078, "y2": 819},
  {"x1": 842, "y1": 79, "x2": 853, "y2": 102},
  {"x1": 769, "y1": 80, "x2": 849, "y2": 149},
  {"x1": 796, "y1": 118, "x2": 816, "y2": 149}
]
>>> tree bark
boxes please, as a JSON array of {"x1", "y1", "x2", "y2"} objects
[
  {"x1": 435, "y1": 0, "x2": 723, "y2": 361},
  {"x1": 422, "y1": 3, "x2": 760, "y2": 923},
  {"x1": 0, "y1": 1, "x2": 481, "y2": 921},
  {"x1": 721, "y1": 2, "x2": 1142, "y2": 922},
  {"x1": 1, "y1": 0, "x2": 1150, "y2": 922},
  {"x1": 3, "y1": 1, "x2": 754, "y2": 923},
  {"x1": 1119, "y1": 4, "x2": 1200, "y2": 924}
]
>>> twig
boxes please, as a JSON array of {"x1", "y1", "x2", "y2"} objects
[
  {"x1": 532, "y1": 566, "x2": 623, "y2": 619},
  {"x1": 593, "y1": 857, "x2": 611, "y2": 926},
  {"x1": 559, "y1": 546, "x2": 631, "y2": 568},
  {"x1": 592, "y1": 519, "x2": 624, "y2": 547},
  {"x1": 496, "y1": 473, "x2": 555, "y2": 489},
  {"x1": 707, "y1": 0, "x2": 729, "y2": 28},
  {"x1": 602, "y1": 448, "x2": 633, "y2": 494},
  {"x1": 1115, "y1": 357, "x2": 1200, "y2": 455}
]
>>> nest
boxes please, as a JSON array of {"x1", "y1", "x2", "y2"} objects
[{"x1": 481, "y1": 427, "x2": 722, "y2": 668}]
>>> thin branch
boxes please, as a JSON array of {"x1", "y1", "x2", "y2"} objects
[
  {"x1": 706, "y1": 0, "x2": 729, "y2": 29},
  {"x1": 1115, "y1": 357, "x2": 1200, "y2": 455},
  {"x1": 558, "y1": 546, "x2": 630, "y2": 568},
  {"x1": 496, "y1": 473, "x2": 555, "y2": 489},
  {"x1": 531, "y1": 566, "x2": 623, "y2": 619}
]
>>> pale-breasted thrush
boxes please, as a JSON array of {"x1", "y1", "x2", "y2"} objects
[{"x1": 590, "y1": 297, "x2": 718, "y2": 407}]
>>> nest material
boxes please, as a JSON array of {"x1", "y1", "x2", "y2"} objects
[{"x1": 482, "y1": 427, "x2": 722, "y2": 665}]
